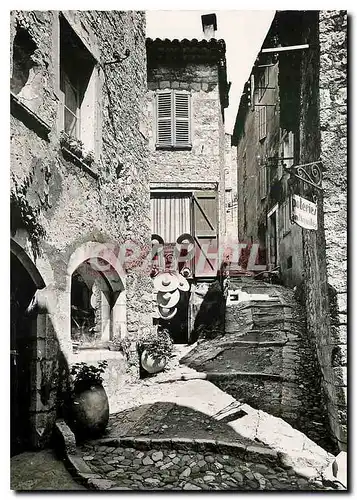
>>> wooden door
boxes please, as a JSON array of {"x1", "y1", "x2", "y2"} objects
[{"x1": 192, "y1": 190, "x2": 218, "y2": 277}]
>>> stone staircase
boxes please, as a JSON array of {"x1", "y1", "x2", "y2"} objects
[{"x1": 180, "y1": 277, "x2": 336, "y2": 453}]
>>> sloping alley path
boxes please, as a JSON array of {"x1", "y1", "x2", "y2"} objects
[{"x1": 181, "y1": 277, "x2": 335, "y2": 453}]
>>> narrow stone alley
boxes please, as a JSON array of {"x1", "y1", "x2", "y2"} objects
[
  {"x1": 182, "y1": 277, "x2": 336, "y2": 453},
  {"x1": 9, "y1": 8, "x2": 347, "y2": 493}
]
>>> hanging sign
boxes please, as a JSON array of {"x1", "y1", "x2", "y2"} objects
[{"x1": 291, "y1": 194, "x2": 317, "y2": 230}]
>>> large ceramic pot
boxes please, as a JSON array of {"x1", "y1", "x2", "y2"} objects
[
  {"x1": 69, "y1": 383, "x2": 109, "y2": 438},
  {"x1": 141, "y1": 350, "x2": 167, "y2": 374}
]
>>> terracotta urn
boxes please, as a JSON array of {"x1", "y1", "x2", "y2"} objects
[
  {"x1": 70, "y1": 383, "x2": 109, "y2": 438},
  {"x1": 141, "y1": 350, "x2": 167, "y2": 374}
]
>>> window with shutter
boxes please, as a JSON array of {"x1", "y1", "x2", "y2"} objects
[
  {"x1": 156, "y1": 90, "x2": 191, "y2": 148},
  {"x1": 156, "y1": 92, "x2": 173, "y2": 147},
  {"x1": 59, "y1": 15, "x2": 96, "y2": 152}
]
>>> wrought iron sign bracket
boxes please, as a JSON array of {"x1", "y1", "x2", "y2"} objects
[{"x1": 283, "y1": 160, "x2": 323, "y2": 191}]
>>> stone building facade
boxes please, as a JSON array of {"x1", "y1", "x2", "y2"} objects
[
  {"x1": 10, "y1": 10, "x2": 152, "y2": 454},
  {"x1": 232, "y1": 10, "x2": 347, "y2": 451},
  {"x1": 146, "y1": 17, "x2": 231, "y2": 342},
  {"x1": 232, "y1": 13, "x2": 305, "y2": 286},
  {"x1": 301, "y1": 11, "x2": 347, "y2": 452}
]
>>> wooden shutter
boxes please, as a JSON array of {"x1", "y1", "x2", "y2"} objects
[
  {"x1": 193, "y1": 190, "x2": 218, "y2": 277},
  {"x1": 174, "y1": 92, "x2": 190, "y2": 146},
  {"x1": 156, "y1": 91, "x2": 173, "y2": 146}
]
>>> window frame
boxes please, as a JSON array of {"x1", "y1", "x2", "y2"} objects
[
  {"x1": 257, "y1": 68, "x2": 269, "y2": 102},
  {"x1": 60, "y1": 70, "x2": 81, "y2": 138},
  {"x1": 57, "y1": 13, "x2": 98, "y2": 157},
  {"x1": 155, "y1": 89, "x2": 192, "y2": 150},
  {"x1": 259, "y1": 163, "x2": 267, "y2": 200},
  {"x1": 258, "y1": 105, "x2": 267, "y2": 141}
]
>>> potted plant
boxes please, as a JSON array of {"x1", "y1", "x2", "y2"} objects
[
  {"x1": 139, "y1": 328, "x2": 173, "y2": 375},
  {"x1": 67, "y1": 360, "x2": 109, "y2": 438}
]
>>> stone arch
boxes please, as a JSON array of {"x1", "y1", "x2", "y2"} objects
[
  {"x1": 11, "y1": 239, "x2": 46, "y2": 290},
  {"x1": 10, "y1": 239, "x2": 59, "y2": 453},
  {"x1": 67, "y1": 242, "x2": 127, "y2": 346}
]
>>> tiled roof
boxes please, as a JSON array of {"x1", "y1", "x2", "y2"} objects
[
  {"x1": 146, "y1": 37, "x2": 226, "y2": 64},
  {"x1": 146, "y1": 37, "x2": 226, "y2": 50}
]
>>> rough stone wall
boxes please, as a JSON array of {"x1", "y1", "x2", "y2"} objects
[
  {"x1": 147, "y1": 62, "x2": 226, "y2": 240},
  {"x1": 300, "y1": 10, "x2": 347, "y2": 451},
  {"x1": 10, "y1": 10, "x2": 152, "y2": 446},
  {"x1": 235, "y1": 63, "x2": 280, "y2": 245},
  {"x1": 319, "y1": 10, "x2": 347, "y2": 450},
  {"x1": 224, "y1": 134, "x2": 238, "y2": 240}
]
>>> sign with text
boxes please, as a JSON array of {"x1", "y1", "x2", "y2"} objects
[{"x1": 292, "y1": 195, "x2": 318, "y2": 230}]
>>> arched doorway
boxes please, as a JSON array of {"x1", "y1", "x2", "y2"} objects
[
  {"x1": 10, "y1": 242, "x2": 45, "y2": 456},
  {"x1": 70, "y1": 258, "x2": 125, "y2": 348}
]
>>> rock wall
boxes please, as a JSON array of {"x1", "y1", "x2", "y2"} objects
[
  {"x1": 10, "y1": 10, "x2": 152, "y2": 447},
  {"x1": 319, "y1": 10, "x2": 347, "y2": 451},
  {"x1": 300, "y1": 10, "x2": 347, "y2": 451}
]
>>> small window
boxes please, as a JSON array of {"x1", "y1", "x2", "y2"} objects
[
  {"x1": 287, "y1": 256, "x2": 293, "y2": 269},
  {"x1": 59, "y1": 15, "x2": 96, "y2": 151},
  {"x1": 156, "y1": 90, "x2": 191, "y2": 148},
  {"x1": 258, "y1": 106, "x2": 267, "y2": 141}
]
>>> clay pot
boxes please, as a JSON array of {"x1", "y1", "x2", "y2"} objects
[
  {"x1": 141, "y1": 350, "x2": 167, "y2": 374},
  {"x1": 69, "y1": 383, "x2": 109, "y2": 438}
]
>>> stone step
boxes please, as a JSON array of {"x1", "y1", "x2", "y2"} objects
[
  {"x1": 223, "y1": 329, "x2": 288, "y2": 343},
  {"x1": 219, "y1": 340, "x2": 287, "y2": 348},
  {"x1": 199, "y1": 345, "x2": 283, "y2": 376},
  {"x1": 180, "y1": 347, "x2": 225, "y2": 367}
]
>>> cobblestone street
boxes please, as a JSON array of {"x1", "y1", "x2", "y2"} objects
[{"x1": 77, "y1": 443, "x2": 323, "y2": 491}]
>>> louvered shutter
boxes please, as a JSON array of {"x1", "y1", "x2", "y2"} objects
[
  {"x1": 174, "y1": 92, "x2": 190, "y2": 146},
  {"x1": 193, "y1": 190, "x2": 218, "y2": 277},
  {"x1": 156, "y1": 92, "x2": 172, "y2": 146}
]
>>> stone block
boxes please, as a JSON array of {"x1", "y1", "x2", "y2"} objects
[
  {"x1": 245, "y1": 445, "x2": 278, "y2": 464},
  {"x1": 337, "y1": 293, "x2": 347, "y2": 313},
  {"x1": 87, "y1": 478, "x2": 117, "y2": 490},
  {"x1": 159, "y1": 80, "x2": 170, "y2": 89},
  {"x1": 147, "y1": 81, "x2": 158, "y2": 91},
  {"x1": 67, "y1": 454, "x2": 93, "y2": 474},
  {"x1": 172, "y1": 437, "x2": 195, "y2": 451},
  {"x1": 333, "y1": 366, "x2": 347, "y2": 386},
  {"x1": 332, "y1": 451, "x2": 347, "y2": 488},
  {"x1": 54, "y1": 418, "x2": 77, "y2": 456},
  {"x1": 191, "y1": 82, "x2": 201, "y2": 91},
  {"x1": 216, "y1": 440, "x2": 246, "y2": 458}
]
